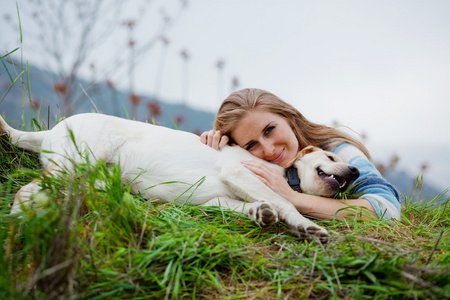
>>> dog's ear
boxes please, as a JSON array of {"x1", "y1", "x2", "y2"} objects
[
  {"x1": 284, "y1": 151, "x2": 301, "y2": 168},
  {"x1": 299, "y1": 145, "x2": 320, "y2": 158},
  {"x1": 283, "y1": 146, "x2": 321, "y2": 168}
]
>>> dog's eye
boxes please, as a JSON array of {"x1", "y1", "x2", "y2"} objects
[{"x1": 327, "y1": 156, "x2": 335, "y2": 162}]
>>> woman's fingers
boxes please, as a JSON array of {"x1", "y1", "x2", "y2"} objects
[
  {"x1": 218, "y1": 134, "x2": 230, "y2": 149},
  {"x1": 200, "y1": 130, "x2": 229, "y2": 149},
  {"x1": 241, "y1": 160, "x2": 294, "y2": 199},
  {"x1": 241, "y1": 160, "x2": 275, "y2": 181}
]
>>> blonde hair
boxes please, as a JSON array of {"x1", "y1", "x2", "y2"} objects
[{"x1": 214, "y1": 88, "x2": 372, "y2": 160}]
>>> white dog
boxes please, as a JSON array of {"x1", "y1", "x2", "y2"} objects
[{"x1": 0, "y1": 113, "x2": 360, "y2": 243}]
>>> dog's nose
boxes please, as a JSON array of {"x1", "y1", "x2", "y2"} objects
[{"x1": 348, "y1": 166, "x2": 360, "y2": 180}]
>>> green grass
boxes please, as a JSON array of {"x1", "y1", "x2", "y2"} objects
[{"x1": 0, "y1": 125, "x2": 449, "y2": 300}]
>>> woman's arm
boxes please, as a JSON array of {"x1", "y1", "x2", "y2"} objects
[
  {"x1": 241, "y1": 160, "x2": 378, "y2": 220},
  {"x1": 287, "y1": 193, "x2": 378, "y2": 220},
  {"x1": 243, "y1": 143, "x2": 401, "y2": 220}
]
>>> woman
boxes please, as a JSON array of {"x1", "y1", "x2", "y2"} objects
[{"x1": 200, "y1": 88, "x2": 400, "y2": 221}]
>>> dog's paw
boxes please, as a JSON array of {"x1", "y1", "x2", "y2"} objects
[
  {"x1": 290, "y1": 224, "x2": 330, "y2": 244},
  {"x1": 249, "y1": 202, "x2": 279, "y2": 228}
]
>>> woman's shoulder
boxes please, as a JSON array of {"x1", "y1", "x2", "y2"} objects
[
  {"x1": 328, "y1": 142, "x2": 382, "y2": 178},
  {"x1": 328, "y1": 142, "x2": 367, "y2": 163}
]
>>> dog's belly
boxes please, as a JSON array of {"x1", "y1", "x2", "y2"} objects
[
  {"x1": 119, "y1": 143, "x2": 234, "y2": 205},
  {"x1": 39, "y1": 113, "x2": 237, "y2": 205},
  {"x1": 126, "y1": 169, "x2": 232, "y2": 205}
]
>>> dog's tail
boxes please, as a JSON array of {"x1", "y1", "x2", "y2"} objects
[{"x1": 0, "y1": 115, "x2": 48, "y2": 152}]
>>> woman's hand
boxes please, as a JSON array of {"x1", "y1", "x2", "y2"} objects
[
  {"x1": 241, "y1": 160, "x2": 296, "y2": 201},
  {"x1": 200, "y1": 130, "x2": 230, "y2": 150}
]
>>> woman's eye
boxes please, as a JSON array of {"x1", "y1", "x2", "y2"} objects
[
  {"x1": 265, "y1": 126, "x2": 275, "y2": 135},
  {"x1": 247, "y1": 142, "x2": 256, "y2": 150}
]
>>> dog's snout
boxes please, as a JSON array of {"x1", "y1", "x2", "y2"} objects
[{"x1": 348, "y1": 166, "x2": 360, "y2": 180}]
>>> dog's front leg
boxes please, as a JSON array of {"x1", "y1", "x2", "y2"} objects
[
  {"x1": 11, "y1": 161, "x2": 68, "y2": 214},
  {"x1": 11, "y1": 179, "x2": 42, "y2": 214},
  {"x1": 202, "y1": 197, "x2": 279, "y2": 228},
  {"x1": 220, "y1": 163, "x2": 330, "y2": 243}
]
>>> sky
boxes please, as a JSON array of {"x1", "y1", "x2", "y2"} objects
[{"x1": 2, "y1": 0, "x2": 450, "y2": 191}]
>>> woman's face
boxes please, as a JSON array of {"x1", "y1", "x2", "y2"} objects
[{"x1": 231, "y1": 109, "x2": 299, "y2": 167}]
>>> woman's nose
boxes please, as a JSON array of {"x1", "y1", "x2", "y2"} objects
[{"x1": 260, "y1": 140, "x2": 274, "y2": 159}]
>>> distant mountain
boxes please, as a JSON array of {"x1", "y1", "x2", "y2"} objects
[
  {"x1": 0, "y1": 61, "x2": 215, "y2": 133},
  {"x1": 383, "y1": 169, "x2": 448, "y2": 205},
  {"x1": 1, "y1": 62, "x2": 447, "y2": 205}
]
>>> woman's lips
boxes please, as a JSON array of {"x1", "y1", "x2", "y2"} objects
[{"x1": 270, "y1": 149, "x2": 285, "y2": 165}]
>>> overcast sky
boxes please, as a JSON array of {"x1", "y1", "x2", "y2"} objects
[{"x1": 2, "y1": 0, "x2": 449, "y2": 190}]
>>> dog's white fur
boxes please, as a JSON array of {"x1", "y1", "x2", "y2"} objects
[{"x1": 0, "y1": 113, "x2": 359, "y2": 242}]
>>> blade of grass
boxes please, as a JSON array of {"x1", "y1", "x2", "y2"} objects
[
  {"x1": 0, "y1": 48, "x2": 20, "y2": 60},
  {"x1": 0, "y1": 70, "x2": 25, "y2": 105},
  {"x1": 26, "y1": 61, "x2": 34, "y2": 131}
]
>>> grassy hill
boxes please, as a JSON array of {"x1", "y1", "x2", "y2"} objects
[{"x1": 0, "y1": 119, "x2": 449, "y2": 299}]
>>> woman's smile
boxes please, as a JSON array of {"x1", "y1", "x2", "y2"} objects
[
  {"x1": 269, "y1": 148, "x2": 285, "y2": 164},
  {"x1": 231, "y1": 109, "x2": 299, "y2": 167}
]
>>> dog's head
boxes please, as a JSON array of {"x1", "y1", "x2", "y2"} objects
[{"x1": 292, "y1": 146, "x2": 359, "y2": 197}]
